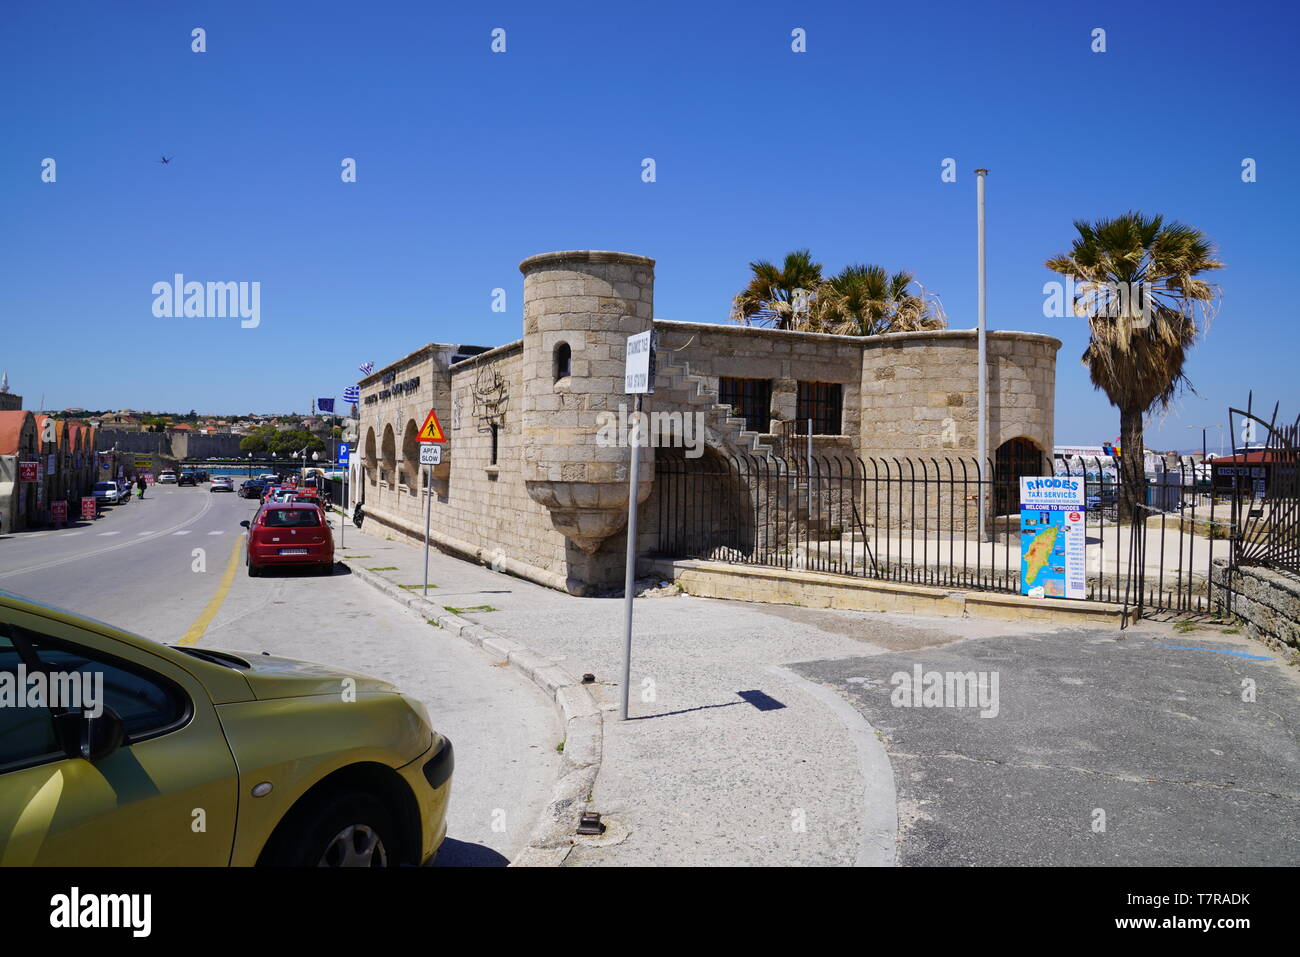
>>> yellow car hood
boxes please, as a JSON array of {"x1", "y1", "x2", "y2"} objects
[{"x1": 214, "y1": 650, "x2": 399, "y2": 701}]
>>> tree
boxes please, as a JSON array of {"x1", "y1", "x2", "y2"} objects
[
  {"x1": 268, "y1": 429, "x2": 325, "y2": 458},
  {"x1": 1045, "y1": 211, "x2": 1222, "y2": 523},
  {"x1": 809, "y1": 264, "x2": 946, "y2": 336},
  {"x1": 730, "y1": 249, "x2": 823, "y2": 328}
]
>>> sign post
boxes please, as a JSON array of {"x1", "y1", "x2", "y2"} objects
[
  {"x1": 416, "y1": 410, "x2": 446, "y2": 598},
  {"x1": 336, "y1": 443, "x2": 350, "y2": 548},
  {"x1": 620, "y1": 330, "x2": 655, "y2": 721},
  {"x1": 1019, "y1": 476, "x2": 1086, "y2": 600}
]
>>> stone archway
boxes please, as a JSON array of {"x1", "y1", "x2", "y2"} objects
[
  {"x1": 380, "y1": 425, "x2": 396, "y2": 486},
  {"x1": 993, "y1": 436, "x2": 1045, "y2": 515},
  {"x1": 363, "y1": 427, "x2": 377, "y2": 486},
  {"x1": 401, "y1": 419, "x2": 419, "y2": 490}
]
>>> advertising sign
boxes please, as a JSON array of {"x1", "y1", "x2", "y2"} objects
[
  {"x1": 80, "y1": 497, "x2": 97, "y2": 521},
  {"x1": 47, "y1": 454, "x2": 57, "y2": 476},
  {"x1": 1019, "y1": 476, "x2": 1086, "y2": 600},
  {"x1": 50, "y1": 501, "x2": 67, "y2": 524},
  {"x1": 18, "y1": 461, "x2": 39, "y2": 482}
]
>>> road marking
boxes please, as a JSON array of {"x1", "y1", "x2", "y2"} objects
[
  {"x1": 60, "y1": 532, "x2": 84, "y2": 537},
  {"x1": 97, "y1": 531, "x2": 121, "y2": 537},
  {"x1": 207, "y1": 530, "x2": 225, "y2": 536},
  {"x1": 173, "y1": 530, "x2": 192, "y2": 536},
  {"x1": 137, "y1": 531, "x2": 154, "y2": 536},
  {"x1": 178, "y1": 535, "x2": 245, "y2": 647}
]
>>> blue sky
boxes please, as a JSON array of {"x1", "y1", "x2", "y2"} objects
[{"x1": 2, "y1": 0, "x2": 1296, "y2": 451}]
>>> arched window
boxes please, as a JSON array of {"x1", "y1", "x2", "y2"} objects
[
  {"x1": 381, "y1": 425, "x2": 396, "y2": 485},
  {"x1": 401, "y1": 419, "x2": 419, "y2": 489},
  {"x1": 363, "y1": 427, "x2": 377, "y2": 485},
  {"x1": 554, "y1": 342, "x2": 571, "y2": 381}
]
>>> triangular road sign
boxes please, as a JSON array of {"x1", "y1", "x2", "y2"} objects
[{"x1": 417, "y1": 408, "x2": 446, "y2": 442}]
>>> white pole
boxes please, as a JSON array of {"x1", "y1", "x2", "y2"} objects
[
  {"x1": 975, "y1": 168, "x2": 989, "y2": 543},
  {"x1": 423, "y1": 462, "x2": 431, "y2": 597},
  {"x1": 620, "y1": 394, "x2": 643, "y2": 721}
]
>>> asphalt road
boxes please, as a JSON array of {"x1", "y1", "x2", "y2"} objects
[
  {"x1": 791, "y1": 626, "x2": 1300, "y2": 866},
  {"x1": 0, "y1": 485, "x2": 560, "y2": 865}
]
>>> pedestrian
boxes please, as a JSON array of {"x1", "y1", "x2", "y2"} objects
[{"x1": 136, "y1": 476, "x2": 146, "y2": 499}]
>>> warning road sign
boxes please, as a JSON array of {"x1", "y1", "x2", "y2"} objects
[{"x1": 417, "y1": 409, "x2": 446, "y2": 442}]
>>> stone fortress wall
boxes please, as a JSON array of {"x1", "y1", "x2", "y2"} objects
[{"x1": 355, "y1": 250, "x2": 1061, "y2": 594}]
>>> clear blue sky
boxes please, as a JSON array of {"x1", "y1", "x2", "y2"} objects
[{"x1": 3, "y1": 0, "x2": 1296, "y2": 452}]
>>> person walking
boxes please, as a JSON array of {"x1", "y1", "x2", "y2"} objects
[{"x1": 136, "y1": 476, "x2": 147, "y2": 499}]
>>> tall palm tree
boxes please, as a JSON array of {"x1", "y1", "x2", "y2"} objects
[
  {"x1": 1045, "y1": 211, "x2": 1223, "y2": 523},
  {"x1": 730, "y1": 249, "x2": 823, "y2": 328},
  {"x1": 810, "y1": 264, "x2": 946, "y2": 336}
]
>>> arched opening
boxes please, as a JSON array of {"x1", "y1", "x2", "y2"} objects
[
  {"x1": 554, "y1": 342, "x2": 571, "y2": 381},
  {"x1": 401, "y1": 419, "x2": 419, "y2": 490},
  {"x1": 380, "y1": 424, "x2": 396, "y2": 486},
  {"x1": 651, "y1": 446, "x2": 756, "y2": 561},
  {"x1": 363, "y1": 427, "x2": 377, "y2": 486},
  {"x1": 993, "y1": 436, "x2": 1044, "y2": 515}
]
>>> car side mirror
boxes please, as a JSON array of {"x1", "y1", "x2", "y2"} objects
[
  {"x1": 56, "y1": 706, "x2": 126, "y2": 762},
  {"x1": 240, "y1": 520, "x2": 251, "y2": 528}
]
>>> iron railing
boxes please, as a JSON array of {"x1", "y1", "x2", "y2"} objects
[{"x1": 652, "y1": 448, "x2": 1241, "y2": 616}]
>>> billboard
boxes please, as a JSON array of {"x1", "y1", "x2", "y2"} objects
[{"x1": 1020, "y1": 477, "x2": 1086, "y2": 600}]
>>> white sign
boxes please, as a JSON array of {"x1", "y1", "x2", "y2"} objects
[
  {"x1": 624, "y1": 330, "x2": 655, "y2": 394},
  {"x1": 1019, "y1": 477, "x2": 1086, "y2": 600},
  {"x1": 419, "y1": 444, "x2": 441, "y2": 466}
]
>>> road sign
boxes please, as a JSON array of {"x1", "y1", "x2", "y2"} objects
[
  {"x1": 419, "y1": 444, "x2": 441, "y2": 466},
  {"x1": 337, "y1": 443, "x2": 350, "y2": 465},
  {"x1": 417, "y1": 409, "x2": 446, "y2": 442},
  {"x1": 624, "y1": 330, "x2": 656, "y2": 394}
]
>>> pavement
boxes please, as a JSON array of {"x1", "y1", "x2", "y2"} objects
[
  {"x1": 0, "y1": 485, "x2": 560, "y2": 865},
  {"x1": 342, "y1": 512, "x2": 1300, "y2": 866}
]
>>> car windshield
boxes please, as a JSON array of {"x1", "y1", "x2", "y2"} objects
[
  {"x1": 94, "y1": 482, "x2": 114, "y2": 491},
  {"x1": 262, "y1": 509, "x2": 320, "y2": 527}
]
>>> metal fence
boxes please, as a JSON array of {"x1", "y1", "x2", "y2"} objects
[{"x1": 652, "y1": 448, "x2": 1242, "y2": 617}]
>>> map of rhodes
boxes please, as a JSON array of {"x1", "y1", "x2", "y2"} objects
[{"x1": 1023, "y1": 524, "x2": 1060, "y2": 586}]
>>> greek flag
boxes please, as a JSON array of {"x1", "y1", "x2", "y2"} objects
[
  {"x1": 359, "y1": 361, "x2": 374, "y2": 376},
  {"x1": 343, "y1": 386, "x2": 360, "y2": 403}
]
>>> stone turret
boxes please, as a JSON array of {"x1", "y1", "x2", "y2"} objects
[{"x1": 519, "y1": 250, "x2": 655, "y2": 553}]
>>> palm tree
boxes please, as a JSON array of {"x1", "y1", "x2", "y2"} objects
[
  {"x1": 730, "y1": 249, "x2": 823, "y2": 328},
  {"x1": 810, "y1": 264, "x2": 946, "y2": 336},
  {"x1": 1045, "y1": 211, "x2": 1222, "y2": 523}
]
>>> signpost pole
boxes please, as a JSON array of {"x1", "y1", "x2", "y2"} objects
[
  {"x1": 423, "y1": 463, "x2": 432, "y2": 598},
  {"x1": 620, "y1": 392, "x2": 643, "y2": 722}
]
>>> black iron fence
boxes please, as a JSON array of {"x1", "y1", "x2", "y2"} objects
[{"x1": 652, "y1": 448, "x2": 1251, "y2": 617}]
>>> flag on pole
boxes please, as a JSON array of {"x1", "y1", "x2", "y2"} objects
[
  {"x1": 359, "y1": 361, "x2": 374, "y2": 376},
  {"x1": 317, "y1": 398, "x2": 335, "y2": 413},
  {"x1": 342, "y1": 386, "x2": 360, "y2": 403}
]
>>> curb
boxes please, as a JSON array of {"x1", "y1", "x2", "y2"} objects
[{"x1": 346, "y1": 562, "x2": 602, "y2": 867}]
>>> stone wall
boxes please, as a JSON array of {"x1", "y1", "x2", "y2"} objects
[{"x1": 1211, "y1": 560, "x2": 1300, "y2": 651}]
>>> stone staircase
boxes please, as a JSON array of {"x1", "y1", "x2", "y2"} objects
[{"x1": 653, "y1": 353, "x2": 777, "y2": 458}]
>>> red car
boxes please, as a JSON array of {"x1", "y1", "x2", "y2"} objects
[{"x1": 241, "y1": 502, "x2": 334, "y2": 576}]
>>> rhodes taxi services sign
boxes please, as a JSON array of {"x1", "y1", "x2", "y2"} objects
[{"x1": 1019, "y1": 477, "x2": 1086, "y2": 600}]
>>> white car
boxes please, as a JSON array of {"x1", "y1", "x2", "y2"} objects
[
  {"x1": 210, "y1": 477, "x2": 235, "y2": 493},
  {"x1": 158, "y1": 470, "x2": 178, "y2": 484},
  {"x1": 92, "y1": 481, "x2": 129, "y2": 505}
]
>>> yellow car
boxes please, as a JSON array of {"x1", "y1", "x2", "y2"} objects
[{"x1": 0, "y1": 590, "x2": 452, "y2": 866}]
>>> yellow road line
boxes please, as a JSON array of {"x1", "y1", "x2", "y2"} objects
[{"x1": 178, "y1": 534, "x2": 246, "y2": 647}]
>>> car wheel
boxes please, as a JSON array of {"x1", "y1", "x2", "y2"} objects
[
  {"x1": 247, "y1": 559, "x2": 259, "y2": 577},
  {"x1": 319, "y1": 562, "x2": 333, "y2": 576},
  {"x1": 262, "y1": 793, "x2": 399, "y2": 867}
]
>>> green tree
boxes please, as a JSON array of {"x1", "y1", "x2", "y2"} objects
[
  {"x1": 730, "y1": 249, "x2": 823, "y2": 328},
  {"x1": 810, "y1": 264, "x2": 946, "y2": 336},
  {"x1": 1045, "y1": 211, "x2": 1222, "y2": 522}
]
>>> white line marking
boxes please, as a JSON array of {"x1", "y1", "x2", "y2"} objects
[
  {"x1": 97, "y1": 531, "x2": 121, "y2": 537},
  {"x1": 207, "y1": 530, "x2": 225, "y2": 536},
  {"x1": 61, "y1": 532, "x2": 84, "y2": 537},
  {"x1": 173, "y1": 530, "x2": 192, "y2": 536}
]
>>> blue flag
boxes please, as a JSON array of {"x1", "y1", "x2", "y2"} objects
[{"x1": 317, "y1": 398, "x2": 335, "y2": 413}]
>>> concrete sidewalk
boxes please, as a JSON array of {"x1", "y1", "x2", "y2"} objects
[{"x1": 334, "y1": 513, "x2": 1053, "y2": 865}]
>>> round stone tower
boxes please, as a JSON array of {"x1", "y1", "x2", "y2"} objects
[{"x1": 519, "y1": 250, "x2": 655, "y2": 554}]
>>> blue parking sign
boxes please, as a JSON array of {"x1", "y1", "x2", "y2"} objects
[{"x1": 337, "y1": 444, "x2": 350, "y2": 466}]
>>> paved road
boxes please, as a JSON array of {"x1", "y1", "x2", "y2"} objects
[
  {"x1": 791, "y1": 627, "x2": 1300, "y2": 866},
  {"x1": 0, "y1": 487, "x2": 560, "y2": 865}
]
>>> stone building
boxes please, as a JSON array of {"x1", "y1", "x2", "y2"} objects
[{"x1": 355, "y1": 250, "x2": 1060, "y2": 594}]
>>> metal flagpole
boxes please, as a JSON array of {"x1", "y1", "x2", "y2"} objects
[
  {"x1": 620, "y1": 393, "x2": 643, "y2": 721},
  {"x1": 975, "y1": 168, "x2": 990, "y2": 543}
]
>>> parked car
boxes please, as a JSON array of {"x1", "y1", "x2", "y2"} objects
[
  {"x1": 92, "y1": 481, "x2": 128, "y2": 506},
  {"x1": 0, "y1": 590, "x2": 452, "y2": 865},
  {"x1": 178, "y1": 471, "x2": 197, "y2": 487},
  {"x1": 242, "y1": 503, "x2": 334, "y2": 576},
  {"x1": 210, "y1": 477, "x2": 235, "y2": 493},
  {"x1": 157, "y1": 470, "x2": 178, "y2": 484}
]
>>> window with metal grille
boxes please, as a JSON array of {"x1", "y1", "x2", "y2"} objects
[
  {"x1": 796, "y1": 382, "x2": 843, "y2": 435},
  {"x1": 718, "y1": 377, "x2": 772, "y2": 433}
]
